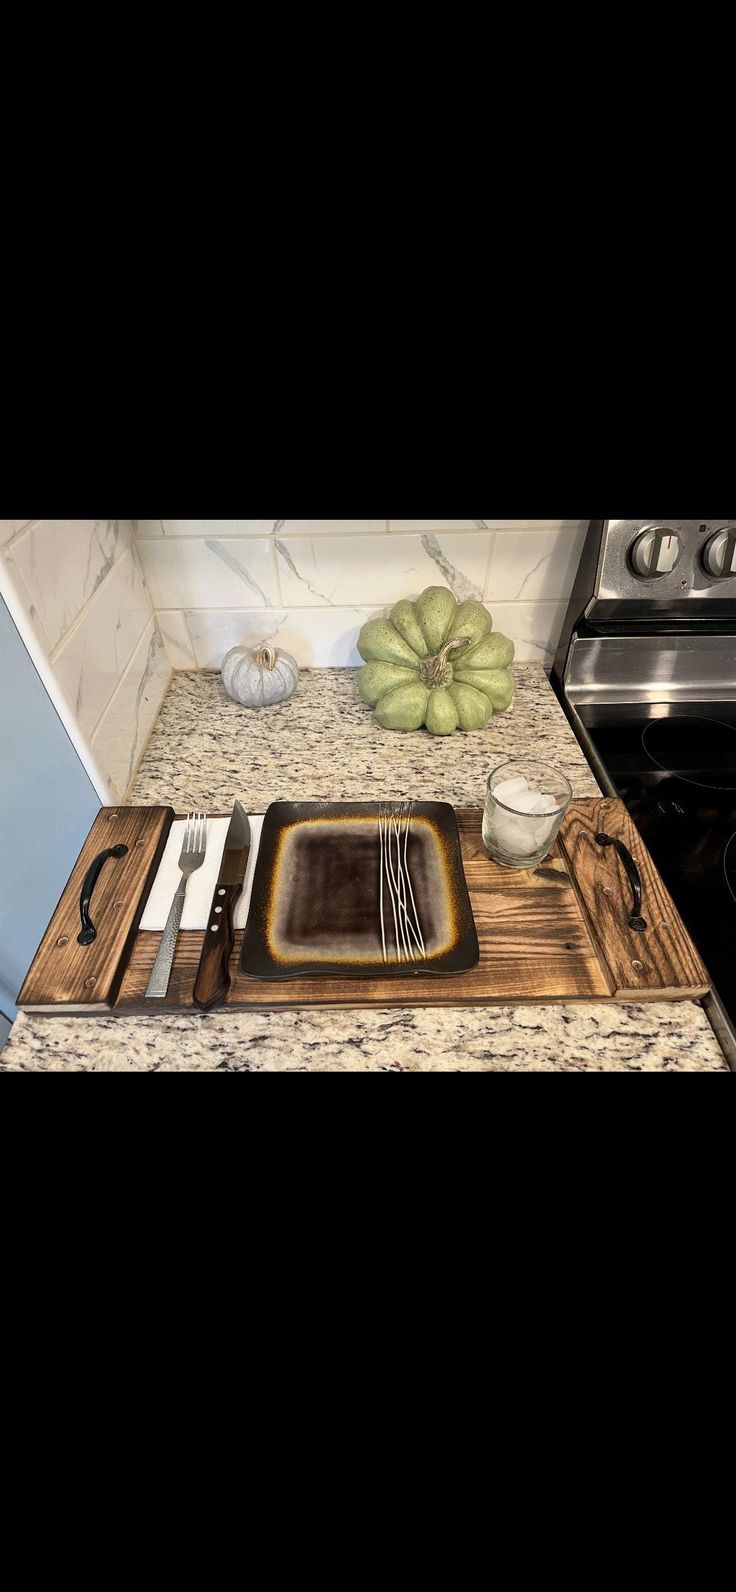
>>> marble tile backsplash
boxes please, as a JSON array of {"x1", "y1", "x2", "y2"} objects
[
  {"x1": 134, "y1": 519, "x2": 588, "y2": 669},
  {"x1": 1, "y1": 520, "x2": 171, "y2": 801},
  {"x1": 1, "y1": 517, "x2": 588, "y2": 807}
]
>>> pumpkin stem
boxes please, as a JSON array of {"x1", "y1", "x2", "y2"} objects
[
  {"x1": 253, "y1": 644, "x2": 278, "y2": 671},
  {"x1": 419, "y1": 636, "x2": 471, "y2": 688}
]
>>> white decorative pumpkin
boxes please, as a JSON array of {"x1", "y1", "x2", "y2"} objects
[{"x1": 221, "y1": 642, "x2": 300, "y2": 709}]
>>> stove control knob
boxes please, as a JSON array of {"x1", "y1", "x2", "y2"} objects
[
  {"x1": 629, "y1": 526, "x2": 681, "y2": 579},
  {"x1": 701, "y1": 526, "x2": 736, "y2": 578}
]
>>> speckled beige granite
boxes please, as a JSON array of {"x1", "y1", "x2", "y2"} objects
[
  {"x1": 1, "y1": 1002, "x2": 728, "y2": 1072},
  {"x1": 3, "y1": 666, "x2": 728, "y2": 1073},
  {"x1": 129, "y1": 665, "x2": 602, "y2": 810}
]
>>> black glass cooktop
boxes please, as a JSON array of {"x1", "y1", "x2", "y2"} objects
[{"x1": 578, "y1": 702, "x2": 736, "y2": 1026}]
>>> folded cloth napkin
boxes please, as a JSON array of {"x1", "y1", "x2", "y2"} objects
[{"x1": 140, "y1": 815, "x2": 264, "y2": 932}]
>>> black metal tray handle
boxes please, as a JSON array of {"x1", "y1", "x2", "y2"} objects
[
  {"x1": 78, "y1": 844, "x2": 129, "y2": 945},
  {"x1": 595, "y1": 832, "x2": 647, "y2": 933}
]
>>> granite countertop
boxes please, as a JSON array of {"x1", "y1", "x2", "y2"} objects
[
  {"x1": 3, "y1": 666, "x2": 729, "y2": 1074},
  {"x1": 129, "y1": 663, "x2": 603, "y2": 810}
]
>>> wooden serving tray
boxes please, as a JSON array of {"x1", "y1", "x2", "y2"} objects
[
  {"x1": 19, "y1": 799, "x2": 708, "y2": 1016},
  {"x1": 104, "y1": 799, "x2": 707, "y2": 1013}
]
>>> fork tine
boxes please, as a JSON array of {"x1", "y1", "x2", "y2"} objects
[{"x1": 179, "y1": 810, "x2": 207, "y2": 864}]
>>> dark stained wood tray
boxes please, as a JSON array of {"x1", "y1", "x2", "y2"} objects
[
  {"x1": 107, "y1": 799, "x2": 708, "y2": 1012},
  {"x1": 113, "y1": 802, "x2": 707, "y2": 1012}
]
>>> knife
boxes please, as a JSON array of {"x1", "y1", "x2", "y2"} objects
[{"x1": 193, "y1": 802, "x2": 251, "y2": 1012}]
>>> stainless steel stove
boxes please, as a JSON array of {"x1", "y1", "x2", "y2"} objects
[{"x1": 552, "y1": 519, "x2": 736, "y2": 1069}]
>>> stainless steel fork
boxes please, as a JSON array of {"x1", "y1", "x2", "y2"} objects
[{"x1": 145, "y1": 813, "x2": 208, "y2": 999}]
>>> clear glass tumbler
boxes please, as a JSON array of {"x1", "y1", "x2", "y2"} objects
[{"x1": 482, "y1": 758, "x2": 573, "y2": 869}]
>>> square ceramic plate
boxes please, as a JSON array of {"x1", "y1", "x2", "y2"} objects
[{"x1": 240, "y1": 801, "x2": 479, "y2": 980}]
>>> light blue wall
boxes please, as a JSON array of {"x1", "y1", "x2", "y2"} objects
[{"x1": 0, "y1": 597, "x2": 101, "y2": 1025}]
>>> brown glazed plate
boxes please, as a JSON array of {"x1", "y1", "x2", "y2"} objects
[{"x1": 240, "y1": 801, "x2": 479, "y2": 980}]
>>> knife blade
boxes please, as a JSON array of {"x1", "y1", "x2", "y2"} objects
[{"x1": 193, "y1": 802, "x2": 251, "y2": 1012}]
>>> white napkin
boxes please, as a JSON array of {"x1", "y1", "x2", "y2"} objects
[{"x1": 140, "y1": 816, "x2": 264, "y2": 932}]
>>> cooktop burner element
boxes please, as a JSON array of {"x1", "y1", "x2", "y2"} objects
[
  {"x1": 725, "y1": 835, "x2": 736, "y2": 907},
  {"x1": 642, "y1": 716, "x2": 736, "y2": 791}
]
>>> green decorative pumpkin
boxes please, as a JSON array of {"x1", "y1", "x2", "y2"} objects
[{"x1": 357, "y1": 588, "x2": 515, "y2": 735}]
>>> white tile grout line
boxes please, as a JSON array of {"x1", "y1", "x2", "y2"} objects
[
  {"x1": 92, "y1": 618, "x2": 173, "y2": 802},
  {"x1": 4, "y1": 521, "x2": 139, "y2": 664},
  {"x1": 1, "y1": 519, "x2": 40, "y2": 552},
  {"x1": 49, "y1": 533, "x2": 147, "y2": 664},
  {"x1": 131, "y1": 525, "x2": 584, "y2": 541},
  {"x1": 147, "y1": 598, "x2": 571, "y2": 614},
  {"x1": 79, "y1": 603, "x2": 155, "y2": 743}
]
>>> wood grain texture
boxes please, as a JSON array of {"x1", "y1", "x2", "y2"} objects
[
  {"x1": 22, "y1": 802, "x2": 709, "y2": 1016},
  {"x1": 558, "y1": 799, "x2": 710, "y2": 1001},
  {"x1": 114, "y1": 808, "x2": 611, "y2": 1011},
  {"x1": 18, "y1": 807, "x2": 175, "y2": 1013},
  {"x1": 193, "y1": 879, "x2": 243, "y2": 1011}
]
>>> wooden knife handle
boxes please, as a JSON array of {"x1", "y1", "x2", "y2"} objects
[{"x1": 193, "y1": 881, "x2": 243, "y2": 1012}]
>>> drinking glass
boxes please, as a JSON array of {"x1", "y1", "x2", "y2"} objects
[{"x1": 482, "y1": 759, "x2": 573, "y2": 869}]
